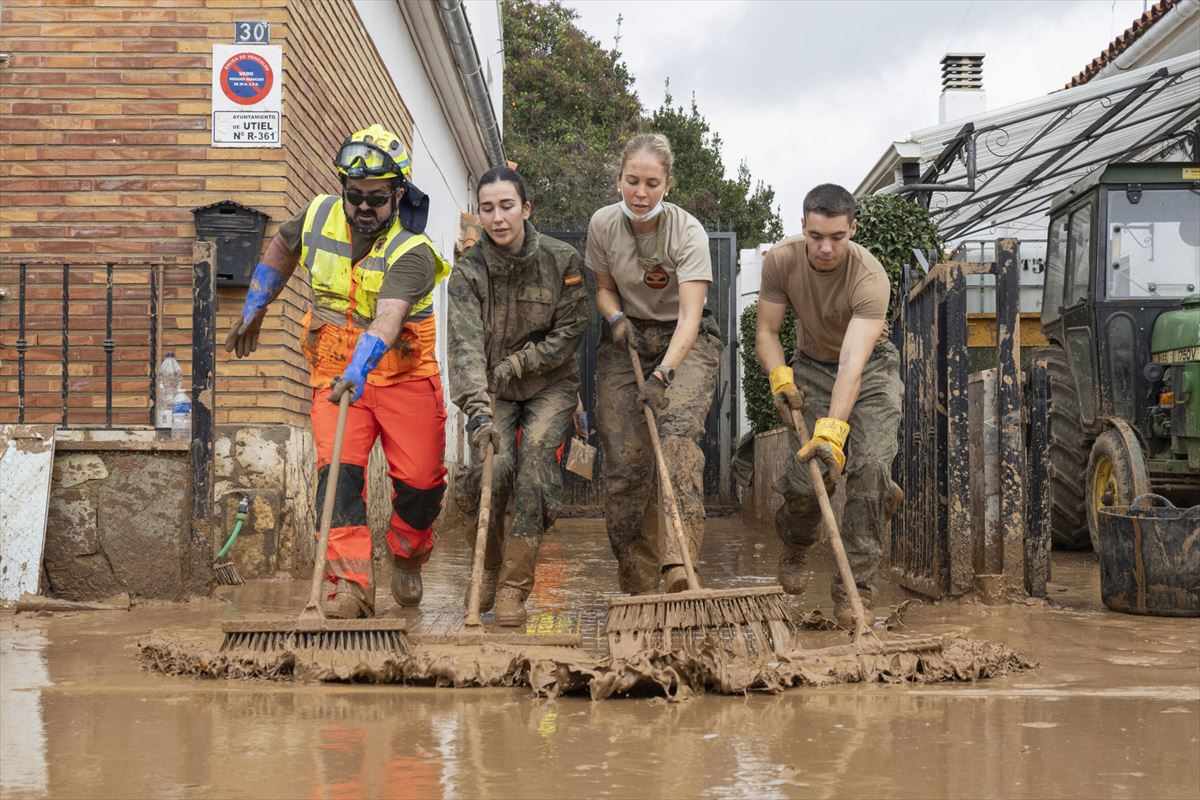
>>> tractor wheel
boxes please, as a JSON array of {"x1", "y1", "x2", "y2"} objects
[
  {"x1": 1086, "y1": 427, "x2": 1151, "y2": 552},
  {"x1": 1030, "y1": 346, "x2": 1092, "y2": 549}
]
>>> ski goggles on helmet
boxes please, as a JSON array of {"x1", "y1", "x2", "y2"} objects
[{"x1": 333, "y1": 141, "x2": 409, "y2": 180}]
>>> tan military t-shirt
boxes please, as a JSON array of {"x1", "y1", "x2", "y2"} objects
[
  {"x1": 585, "y1": 202, "x2": 711, "y2": 321},
  {"x1": 759, "y1": 236, "x2": 889, "y2": 363}
]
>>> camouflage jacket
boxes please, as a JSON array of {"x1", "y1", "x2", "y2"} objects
[{"x1": 448, "y1": 222, "x2": 588, "y2": 421}]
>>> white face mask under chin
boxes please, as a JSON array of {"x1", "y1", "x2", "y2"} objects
[{"x1": 618, "y1": 199, "x2": 664, "y2": 223}]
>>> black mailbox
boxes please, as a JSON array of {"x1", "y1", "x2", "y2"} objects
[{"x1": 192, "y1": 200, "x2": 270, "y2": 287}]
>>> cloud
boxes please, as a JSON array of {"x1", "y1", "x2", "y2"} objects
[{"x1": 565, "y1": 0, "x2": 1149, "y2": 230}]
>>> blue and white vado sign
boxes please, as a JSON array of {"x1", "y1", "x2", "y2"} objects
[{"x1": 211, "y1": 43, "x2": 282, "y2": 148}]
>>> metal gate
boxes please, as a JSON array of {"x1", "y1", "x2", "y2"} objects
[
  {"x1": 891, "y1": 239, "x2": 1034, "y2": 597},
  {"x1": 545, "y1": 231, "x2": 739, "y2": 512}
]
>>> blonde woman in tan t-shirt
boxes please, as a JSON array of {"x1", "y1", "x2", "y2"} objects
[{"x1": 585, "y1": 133, "x2": 724, "y2": 595}]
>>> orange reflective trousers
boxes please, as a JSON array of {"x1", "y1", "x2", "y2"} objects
[{"x1": 310, "y1": 377, "x2": 447, "y2": 599}]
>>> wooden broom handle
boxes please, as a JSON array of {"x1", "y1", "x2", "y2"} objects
[
  {"x1": 629, "y1": 344, "x2": 701, "y2": 591},
  {"x1": 791, "y1": 407, "x2": 871, "y2": 641},
  {"x1": 463, "y1": 431, "x2": 496, "y2": 628},
  {"x1": 307, "y1": 391, "x2": 352, "y2": 614}
]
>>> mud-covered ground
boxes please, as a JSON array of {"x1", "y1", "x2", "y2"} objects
[{"x1": 2, "y1": 517, "x2": 1197, "y2": 799}]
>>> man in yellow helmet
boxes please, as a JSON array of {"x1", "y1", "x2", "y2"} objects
[
  {"x1": 755, "y1": 183, "x2": 903, "y2": 628},
  {"x1": 226, "y1": 124, "x2": 452, "y2": 619}
]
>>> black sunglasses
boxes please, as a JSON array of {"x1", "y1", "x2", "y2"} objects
[{"x1": 344, "y1": 188, "x2": 393, "y2": 208}]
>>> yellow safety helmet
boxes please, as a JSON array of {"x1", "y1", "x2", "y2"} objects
[{"x1": 333, "y1": 124, "x2": 412, "y2": 180}]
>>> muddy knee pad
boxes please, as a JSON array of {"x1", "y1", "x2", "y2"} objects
[
  {"x1": 315, "y1": 464, "x2": 368, "y2": 527},
  {"x1": 392, "y1": 477, "x2": 446, "y2": 533}
]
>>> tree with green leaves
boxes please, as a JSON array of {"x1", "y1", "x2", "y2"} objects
[
  {"x1": 647, "y1": 87, "x2": 784, "y2": 249},
  {"x1": 502, "y1": 1, "x2": 784, "y2": 245},
  {"x1": 501, "y1": 0, "x2": 641, "y2": 228}
]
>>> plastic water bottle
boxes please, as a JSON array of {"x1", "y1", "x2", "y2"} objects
[
  {"x1": 157, "y1": 352, "x2": 182, "y2": 430},
  {"x1": 171, "y1": 389, "x2": 191, "y2": 440}
]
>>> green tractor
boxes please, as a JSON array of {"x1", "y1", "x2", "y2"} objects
[{"x1": 1029, "y1": 161, "x2": 1200, "y2": 550}]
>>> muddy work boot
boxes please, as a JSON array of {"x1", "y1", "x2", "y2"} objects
[
  {"x1": 833, "y1": 597, "x2": 874, "y2": 629},
  {"x1": 493, "y1": 586, "x2": 527, "y2": 628},
  {"x1": 663, "y1": 565, "x2": 690, "y2": 593},
  {"x1": 777, "y1": 545, "x2": 810, "y2": 595},
  {"x1": 464, "y1": 567, "x2": 499, "y2": 613},
  {"x1": 391, "y1": 554, "x2": 424, "y2": 607},
  {"x1": 323, "y1": 592, "x2": 370, "y2": 619}
]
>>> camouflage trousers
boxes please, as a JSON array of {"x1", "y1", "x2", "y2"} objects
[
  {"x1": 452, "y1": 378, "x2": 577, "y2": 596},
  {"x1": 597, "y1": 316, "x2": 723, "y2": 594},
  {"x1": 775, "y1": 340, "x2": 902, "y2": 606}
]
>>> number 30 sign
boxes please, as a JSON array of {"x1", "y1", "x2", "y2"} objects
[{"x1": 234, "y1": 21, "x2": 270, "y2": 44}]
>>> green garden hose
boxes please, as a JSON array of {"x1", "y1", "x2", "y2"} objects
[{"x1": 217, "y1": 497, "x2": 249, "y2": 559}]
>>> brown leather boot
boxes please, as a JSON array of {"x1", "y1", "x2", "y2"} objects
[
  {"x1": 493, "y1": 586, "x2": 527, "y2": 628},
  {"x1": 391, "y1": 554, "x2": 424, "y2": 607}
]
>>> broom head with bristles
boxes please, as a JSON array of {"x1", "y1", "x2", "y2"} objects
[
  {"x1": 212, "y1": 560, "x2": 244, "y2": 586},
  {"x1": 220, "y1": 618, "x2": 410, "y2": 669},
  {"x1": 606, "y1": 585, "x2": 797, "y2": 660}
]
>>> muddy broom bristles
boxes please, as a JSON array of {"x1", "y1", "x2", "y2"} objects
[
  {"x1": 605, "y1": 345, "x2": 797, "y2": 661},
  {"x1": 607, "y1": 586, "x2": 797, "y2": 659},
  {"x1": 219, "y1": 392, "x2": 410, "y2": 666}
]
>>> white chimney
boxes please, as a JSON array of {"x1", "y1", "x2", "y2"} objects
[{"x1": 939, "y1": 52, "x2": 986, "y2": 125}]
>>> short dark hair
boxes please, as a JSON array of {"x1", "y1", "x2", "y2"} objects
[
  {"x1": 477, "y1": 166, "x2": 529, "y2": 205},
  {"x1": 803, "y1": 184, "x2": 856, "y2": 223}
]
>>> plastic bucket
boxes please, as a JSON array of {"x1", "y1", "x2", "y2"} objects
[{"x1": 1096, "y1": 494, "x2": 1200, "y2": 617}]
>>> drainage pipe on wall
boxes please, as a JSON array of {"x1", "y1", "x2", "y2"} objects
[{"x1": 436, "y1": 0, "x2": 506, "y2": 169}]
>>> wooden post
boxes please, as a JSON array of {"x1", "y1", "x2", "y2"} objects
[{"x1": 188, "y1": 241, "x2": 217, "y2": 595}]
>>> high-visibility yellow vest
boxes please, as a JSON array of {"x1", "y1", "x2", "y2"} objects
[
  {"x1": 300, "y1": 195, "x2": 450, "y2": 324},
  {"x1": 297, "y1": 195, "x2": 451, "y2": 386}
]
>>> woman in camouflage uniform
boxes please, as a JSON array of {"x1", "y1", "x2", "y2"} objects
[{"x1": 447, "y1": 167, "x2": 589, "y2": 626}]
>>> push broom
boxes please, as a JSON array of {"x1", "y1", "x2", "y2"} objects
[
  {"x1": 220, "y1": 391, "x2": 410, "y2": 667},
  {"x1": 605, "y1": 345, "x2": 797, "y2": 660},
  {"x1": 787, "y1": 405, "x2": 948, "y2": 658},
  {"x1": 414, "y1": 395, "x2": 581, "y2": 650}
]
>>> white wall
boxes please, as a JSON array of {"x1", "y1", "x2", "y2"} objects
[{"x1": 354, "y1": 0, "x2": 488, "y2": 463}]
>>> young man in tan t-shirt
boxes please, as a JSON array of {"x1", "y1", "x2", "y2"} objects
[{"x1": 755, "y1": 183, "x2": 903, "y2": 626}]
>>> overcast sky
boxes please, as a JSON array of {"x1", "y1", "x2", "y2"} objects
[{"x1": 562, "y1": 0, "x2": 1151, "y2": 232}]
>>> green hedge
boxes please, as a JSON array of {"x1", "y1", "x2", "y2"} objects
[
  {"x1": 740, "y1": 303, "x2": 795, "y2": 433},
  {"x1": 740, "y1": 195, "x2": 942, "y2": 433}
]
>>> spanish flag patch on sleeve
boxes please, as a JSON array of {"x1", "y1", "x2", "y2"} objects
[{"x1": 564, "y1": 273, "x2": 583, "y2": 286}]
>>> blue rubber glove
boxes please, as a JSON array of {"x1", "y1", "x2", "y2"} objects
[
  {"x1": 225, "y1": 262, "x2": 289, "y2": 358},
  {"x1": 330, "y1": 333, "x2": 388, "y2": 404}
]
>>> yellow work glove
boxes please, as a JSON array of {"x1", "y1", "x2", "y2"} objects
[
  {"x1": 769, "y1": 365, "x2": 805, "y2": 431},
  {"x1": 796, "y1": 416, "x2": 849, "y2": 479}
]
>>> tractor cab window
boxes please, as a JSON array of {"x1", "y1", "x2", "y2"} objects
[
  {"x1": 1106, "y1": 188, "x2": 1200, "y2": 299},
  {"x1": 1066, "y1": 203, "x2": 1094, "y2": 305},
  {"x1": 1041, "y1": 214, "x2": 1068, "y2": 324}
]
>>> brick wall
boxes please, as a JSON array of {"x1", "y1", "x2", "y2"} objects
[{"x1": 1, "y1": 0, "x2": 419, "y2": 428}]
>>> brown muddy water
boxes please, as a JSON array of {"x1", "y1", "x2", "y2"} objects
[{"x1": 2, "y1": 517, "x2": 1197, "y2": 799}]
